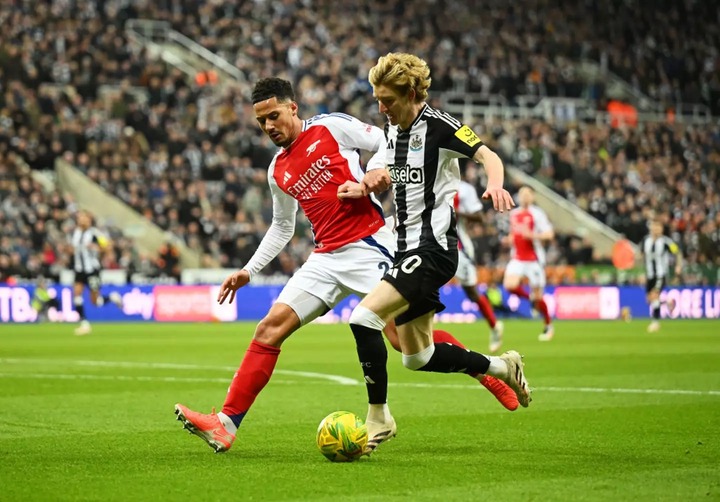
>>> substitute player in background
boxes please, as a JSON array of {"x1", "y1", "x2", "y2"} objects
[
  {"x1": 642, "y1": 218, "x2": 680, "y2": 332},
  {"x1": 342, "y1": 52, "x2": 531, "y2": 414},
  {"x1": 174, "y1": 78, "x2": 517, "y2": 456},
  {"x1": 71, "y1": 210, "x2": 122, "y2": 335},
  {"x1": 454, "y1": 179, "x2": 504, "y2": 353},
  {"x1": 503, "y1": 186, "x2": 555, "y2": 341}
]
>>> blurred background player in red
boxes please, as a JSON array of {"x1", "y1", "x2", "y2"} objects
[
  {"x1": 503, "y1": 186, "x2": 555, "y2": 341},
  {"x1": 453, "y1": 177, "x2": 504, "y2": 353}
]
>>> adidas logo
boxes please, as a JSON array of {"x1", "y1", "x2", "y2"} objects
[
  {"x1": 306, "y1": 139, "x2": 321, "y2": 156},
  {"x1": 283, "y1": 171, "x2": 292, "y2": 183}
]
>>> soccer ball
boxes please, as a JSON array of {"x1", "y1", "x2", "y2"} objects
[{"x1": 316, "y1": 411, "x2": 368, "y2": 462}]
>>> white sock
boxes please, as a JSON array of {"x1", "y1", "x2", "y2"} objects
[
  {"x1": 367, "y1": 403, "x2": 392, "y2": 424},
  {"x1": 486, "y1": 356, "x2": 509, "y2": 379},
  {"x1": 217, "y1": 412, "x2": 238, "y2": 435},
  {"x1": 96, "y1": 296, "x2": 105, "y2": 306}
]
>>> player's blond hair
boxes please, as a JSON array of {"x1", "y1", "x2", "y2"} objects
[{"x1": 369, "y1": 52, "x2": 431, "y2": 103}]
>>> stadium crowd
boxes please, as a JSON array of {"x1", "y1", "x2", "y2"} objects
[{"x1": 1, "y1": 0, "x2": 719, "y2": 285}]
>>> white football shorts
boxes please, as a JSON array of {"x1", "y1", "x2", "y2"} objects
[
  {"x1": 505, "y1": 259, "x2": 546, "y2": 288},
  {"x1": 275, "y1": 224, "x2": 396, "y2": 325},
  {"x1": 454, "y1": 250, "x2": 478, "y2": 287}
]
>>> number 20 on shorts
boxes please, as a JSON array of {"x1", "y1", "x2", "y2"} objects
[{"x1": 387, "y1": 255, "x2": 423, "y2": 278}]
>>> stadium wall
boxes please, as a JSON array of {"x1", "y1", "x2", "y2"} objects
[{"x1": 1, "y1": 285, "x2": 719, "y2": 323}]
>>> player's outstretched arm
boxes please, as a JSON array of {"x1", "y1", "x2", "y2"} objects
[
  {"x1": 669, "y1": 241, "x2": 684, "y2": 276},
  {"x1": 474, "y1": 145, "x2": 514, "y2": 212}
]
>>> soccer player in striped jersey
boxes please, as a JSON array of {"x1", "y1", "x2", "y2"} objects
[
  {"x1": 70, "y1": 210, "x2": 123, "y2": 335},
  {"x1": 341, "y1": 53, "x2": 532, "y2": 416},
  {"x1": 503, "y1": 186, "x2": 555, "y2": 341},
  {"x1": 174, "y1": 78, "x2": 517, "y2": 456},
  {"x1": 642, "y1": 218, "x2": 681, "y2": 332}
]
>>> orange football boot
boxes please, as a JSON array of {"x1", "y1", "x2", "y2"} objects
[
  {"x1": 174, "y1": 404, "x2": 235, "y2": 453},
  {"x1": 479, "y1": 375, "x2": 520, "y2": 411}
]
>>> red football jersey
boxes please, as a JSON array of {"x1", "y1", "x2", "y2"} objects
[
  {"x1": 268, "y1": 113, "x2": 386, "y2": 253},
  {"x1": 509, "y1": 205, "x2": 552, "y2": 263}
]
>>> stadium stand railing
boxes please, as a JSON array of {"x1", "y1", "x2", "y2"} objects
[
  {"x1": 126, "y1": 19, "x2": 246, "y2": 85},
  {"x1": 55, "y1": 158, "x2": 204, "y2": 268},
  {"x1": 576, "y1": 59, "x2": 714, "y2": 121},
  {"x1": 505, "y1": 166, "x2": 638, "y2": 259}
]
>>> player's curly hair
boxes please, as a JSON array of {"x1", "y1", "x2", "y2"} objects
[
  {"x1": 251, "y1": 77, "x2": 295, "y2": 104},
  {"x1": 368, "y1": 53, "x2": 431, "y2": 103}
]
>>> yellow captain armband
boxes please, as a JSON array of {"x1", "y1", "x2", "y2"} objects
[
  {"x1": 454, "y1": 125, "x2": 482, "y2": 147},
  {"x1": 668, "y1": 242, "x2": 679, "y2": 254},
  {"x1": 97, "y1": 235, "x2": 110, "y2": 249}
]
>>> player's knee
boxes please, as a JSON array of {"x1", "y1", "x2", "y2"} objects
[
  {"x1": 253, "y1": 316, "x2": 292, "y2": 347},
  {"x1": 349, "y1": 305, "x2": 385, "y2": 331},
  {"x1": 402, "y1": 344, "x2": 435, "y2": 371}
]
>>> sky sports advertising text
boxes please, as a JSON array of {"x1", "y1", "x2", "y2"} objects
[{"x1": 1, "y1": 284, "x2": 719, "y2": 323}]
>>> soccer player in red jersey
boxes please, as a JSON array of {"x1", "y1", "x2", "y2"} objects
[
  {"x1": 453, "y1": 179, "x2": 504, "y2": 353},
  {"x1": 174, "y1": 78, "x2": 517, "y2": 455},
  {"x1": 503, "y1": 186, "x2": 555, "y2": 341}
]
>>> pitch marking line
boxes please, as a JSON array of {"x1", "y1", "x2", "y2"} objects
[{"x1": 1, "y1": 358, "x2": 719, "y2": 397}]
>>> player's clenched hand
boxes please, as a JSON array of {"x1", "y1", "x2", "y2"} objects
[
  {"x1": 363, "y1": 169, "x2": 392, "y2": 194},
  {"x1": 482, "y1": 185, "x2": 515, "y2": 212},
  {"x1": 217, "y1": 269, "x2": 250, "y2": 305},
  {"x1": 337, "y1": 181, "x2": 367, "y2": 199}
]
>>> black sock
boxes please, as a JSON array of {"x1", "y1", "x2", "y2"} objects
[
  {"x1": 419, "y1": 343, "x2": 491, "y2": 375},
  {"x1": 350, "y1": 324, "x2": 388, "y2": 404},
  {"x1": 75, "y1": 304, "x2": 85, "y2": 320},
  {"x1": 653, "y1": 306, "x2": 661, "y2": 319}
]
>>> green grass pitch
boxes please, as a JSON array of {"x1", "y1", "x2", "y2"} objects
[{"x1": 1, "y1": 320, "x2": 719, "y2": 501}]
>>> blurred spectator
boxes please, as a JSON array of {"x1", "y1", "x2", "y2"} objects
[{"x1": 156, "y1": 241, "x2": 181, "y2": 282}]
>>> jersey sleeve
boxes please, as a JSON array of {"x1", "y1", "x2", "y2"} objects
[
  {"x1": 311, "y1": 113, "x2": 386, "y2": 157},
  {"x1": 665, "y1": 237, "x2": 680, "y2": 254},
  {"x1": 242, "y1": 161, "x2": 298, "y2": 279},
  {"x1": 531, "y1": 206, "x2": 553, "y2": 233},
  {"x1": 92, "y1": 228, "x2": 110, "y2": 249},
  {"x1": 458, "y1": 182, "x2": 483, "y2": 214},
  {"x1": 436, "y1": 114, "x2": 484, "y2": 159}
]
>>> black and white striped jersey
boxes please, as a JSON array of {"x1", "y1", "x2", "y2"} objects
[
  {"x1": 71, "y1": 227, "x2": 105, "y2": 274},
  {"x1": 384, "y1": 104, "x2": 484, "y2": 252},
  {"x1": 642, "y1": 234, "x2": 679, "y2": 279}
]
